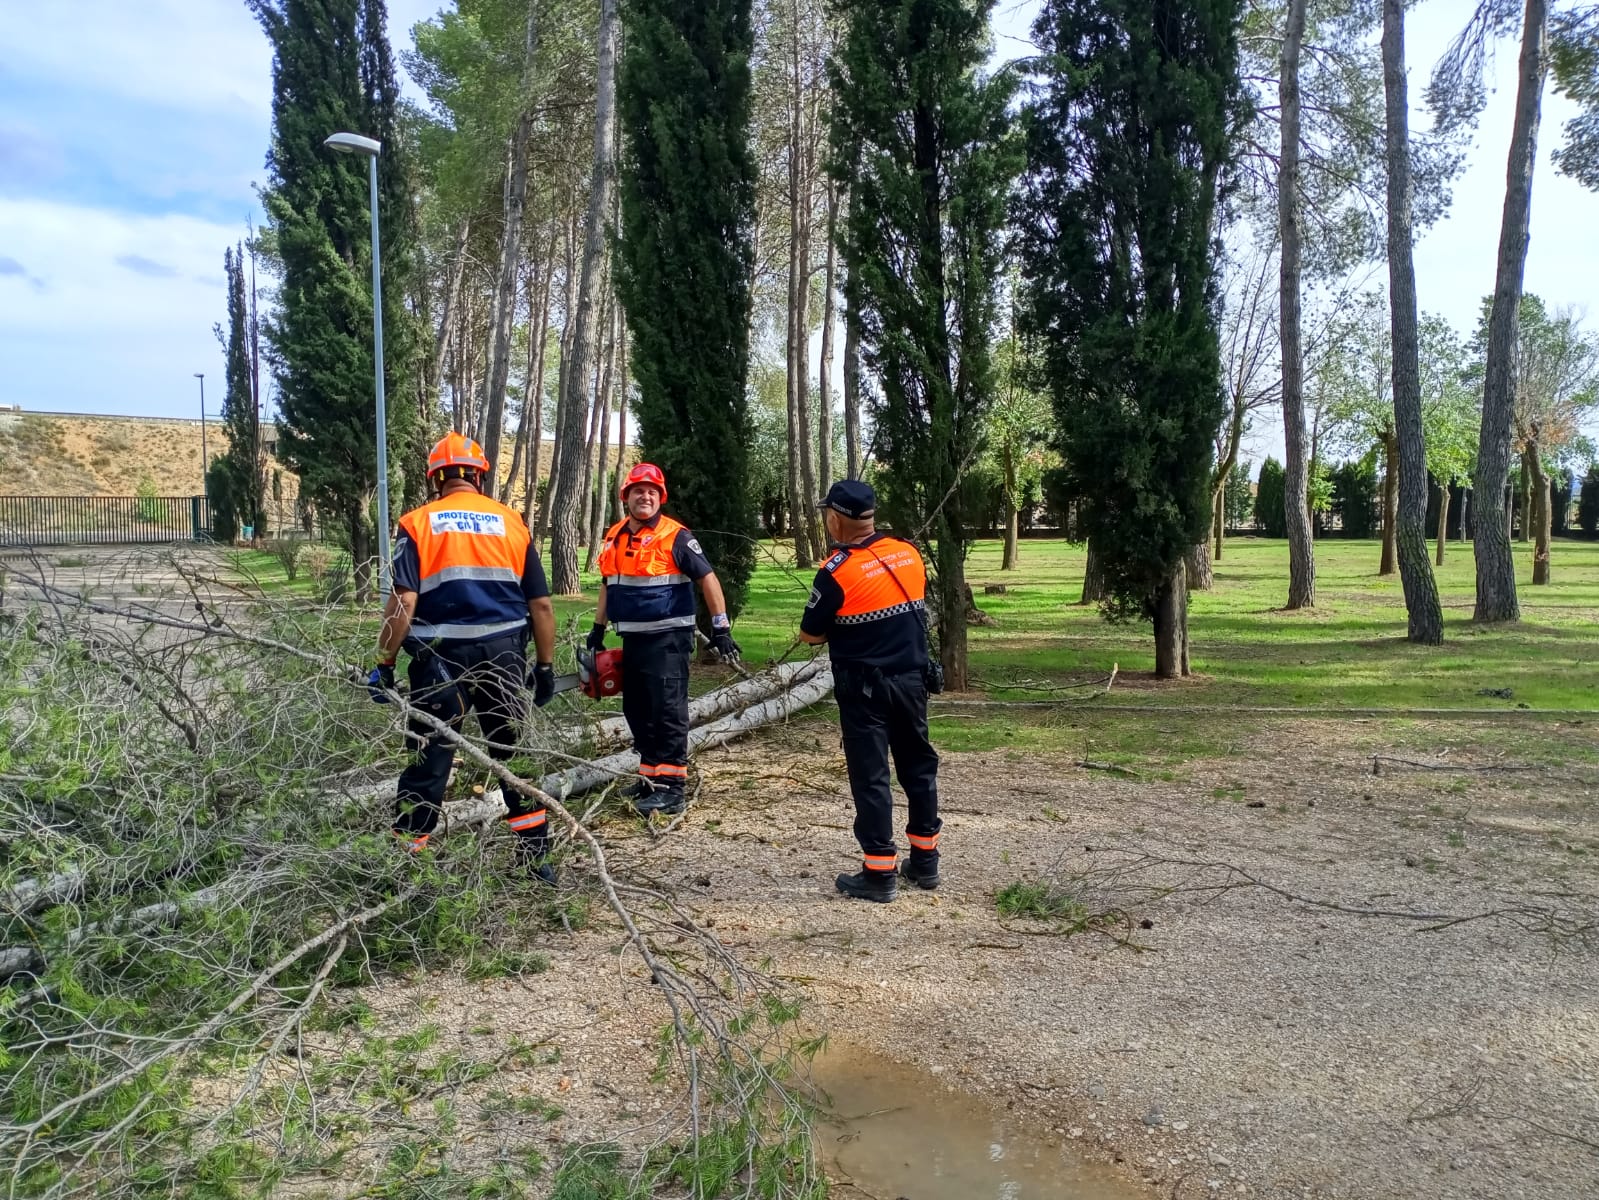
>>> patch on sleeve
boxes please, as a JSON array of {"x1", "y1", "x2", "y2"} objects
[
  {"x1": 687, "y1": 537, "x2": 704, "y2": 555},
  {"x1": 823, "y1": 550, "x2": 848, "y2": 573},
  {"x1": 805, "y1": 586, "x2": 821, "y2": 609}
]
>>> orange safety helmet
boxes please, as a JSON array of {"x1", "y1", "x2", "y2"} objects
[
  {"x1": 619, "y1": 462, "x2": 668, "y2": 504},
  {"x1": 427, "y1": 432, "x2": 490, "y2": 480}
]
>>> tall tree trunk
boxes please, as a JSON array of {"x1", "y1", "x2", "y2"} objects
[
  {"x1": 1383, "y1": 0, "x2": 1443, "y2": 643},
  {"x1": 586, "y1": 306, "x2": 619, "y2": 571},
  {"x1": 453, "y1": 286, "x2": 473, "y2": 433},
  {"x1": 1279, "y1": 0, "x2": 1315, "y2": 608},
  {"x1": 549, "y1": 0, "x2": 619, "y2": 594},
  {"x1": 818, "y1": 177, "x2": 838, "y2": 494},
  {"x1": 543, "y1": 211, "x2": 581, "y2": 539},
  {"x1": 1212, "y1": 484, "x2": 1226, "y2": 560},
  {"x1": 611, "y1": 314, "x2": 628, "y2": 527},
  {"x1": 935, "y1": 538, "x2": 969, "y2": 692},
  {"x1": 1436, "y1": 482, "x2": 1450, "y2": 565},
  {"x1": 479, "y1": 13, "x2": 540, "y2": 496},
  {"x1": 1186, "y1": 539, "x2": 1213, "y2": 591},
  {"x1": 785, "y1": 14, "x2": 819, "y2": 567},
  {"x1": 1211, "y1": 390, "x2": 1246, "y2": 563},
  {"x1": 1001, "y1": 444, "x2": 1019, "y2": 570},
  {"x1": 1080, "y1": 536, "x2": 1105, "y2": 605},
  {"x1": 842, "y1": 256, "x2": 863, "y2": 480},
  {"x1": 1380, "y1": 427, "x2": 1399, "y2": 575},
  {"x1": 1518, "y1": 461, "x2": 1531, "y2": 541},
  {"x1": 521, "y1": 233, "x2": 556, "y2": 524},
  {"x1": 502, "y1": 266, "x2": 539, "y2": 508},
  {"x1": 1475, "y1": 0, "x2": 1548, "y2": 622},
  {"x1": 1153, "y1": 566, "x2": 1190, "y2": 679},
  {"x1": 432, "y1": 218, "x2": 471, "y2": 405},
  {"x1": 577, "y1": 284, "x2": 613, "y2": 547},
  {"x1": 1528, "y1": 439, "x2": 1551, "y2": 583}
]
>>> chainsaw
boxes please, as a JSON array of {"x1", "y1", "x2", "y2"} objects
[{"x1": 548, "y1": 646, "x2": 623, "y2": 700}]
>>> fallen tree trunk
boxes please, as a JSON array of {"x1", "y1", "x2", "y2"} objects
[
  {"x1": 434, "y1": 665, "x2": 836, "y2": 831},
  {"x1": 2, "y1": 868, "x2": 294, "y2": 983},
  {"x1": 589, "y1": 658, "x2": 823, "y2": 750},
  {"x1": 4, "y1": 867, "x2": 86, "y2": 916}
]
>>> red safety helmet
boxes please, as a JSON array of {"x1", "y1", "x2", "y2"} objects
[
  {"x1": 427, "y1": 432, "x2": 490, "y2": 479},
  {"x1": 580, "y1": 646, "x2": 624, "y2": 700},
  {"x1": 619, "y1": 462, "x2": 667, "y2": 504}
]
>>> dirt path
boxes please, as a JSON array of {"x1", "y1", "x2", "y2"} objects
[{"x1": 561, "y1": 715, "x2": 1598, "y2": 1200}]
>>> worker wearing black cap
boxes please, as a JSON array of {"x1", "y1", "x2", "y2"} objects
[{"x1": 798, "y1": 480, "x2": 941, "y2": 903}]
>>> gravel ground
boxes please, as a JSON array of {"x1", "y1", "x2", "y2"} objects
[
  {"x1": 300, "y1": 714, "x2": 1598, "y2": 1199},
  {"x1": 595, "y1": 714, "x2": 1599, "y2": 1200}
]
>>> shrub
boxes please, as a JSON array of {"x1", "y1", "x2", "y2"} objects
[
  {"x1": 301, "y1": 544, "x2": 334, "y2": 582},
  {"x1": 1578, "y1": 466, "x2": 1599, "y2": 538},
  {"x1": 1253, "y1": 457, "x2": 1287, "y2": 538},
  {"x1": 266, "y1": 539, "x2": 303, "y2": 581}
]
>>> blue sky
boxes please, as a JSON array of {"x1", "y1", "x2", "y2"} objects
[{"x1": 2, "y1": 0, "x2": 1596, "y2": 452}]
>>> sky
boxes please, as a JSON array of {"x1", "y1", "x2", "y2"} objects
[{"x1": 2, "y1": 0, "x2": 1595, "y2": 459}]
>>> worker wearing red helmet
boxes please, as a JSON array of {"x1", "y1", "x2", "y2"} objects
[
  {"x1": 591, "y1": 462, "x2": 740, "y2": 815},
  {"x1": 369, "y1": 433, "x2": 559, "y2": 881}
]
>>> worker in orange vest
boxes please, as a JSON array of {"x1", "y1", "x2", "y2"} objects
[
  {"x1": 799, "y1": 479, "x2": 941, "y2": 903},
  {"x1": 369, "y1": 433, "x2": 559, "y2": 880},
  {"x1": 591, "y1": 462, "x2": 741, "y2": 815}
]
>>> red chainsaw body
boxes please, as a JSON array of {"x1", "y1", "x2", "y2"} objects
[{"x1": 581, "y1": 647, "x2": 624, "y2": 700}]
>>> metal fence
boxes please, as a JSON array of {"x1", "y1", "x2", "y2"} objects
[{"x1": 0, "y1": 495, "x2": 213, "y2": 547}]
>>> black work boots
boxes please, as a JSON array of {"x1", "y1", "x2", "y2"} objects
[
  {"x1": 631, "y1": 778, "x2": 686, "y2": 817},
  {"x1": 899, "y1": 855, "x2": 940, "y2": 890},
  {"x1": 512, "y1": 838, "x2": 558, "y2": 887},
  {"x1": 834, "y1": 869, "x2": 898, "y2": 903}
]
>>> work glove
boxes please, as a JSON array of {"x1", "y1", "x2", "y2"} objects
[
  {"x1": 709, "y1": 618, "x2": 741, "y2": 666},
  {"x1": 367, "y1": 662, "x2": 396, "y2": 704},
  {"x1": 585, "y1": 622, "x2": 607, "y2": 654},
  {"x1": 530, "y1": 662, "x2": 555, "y2": 708}
]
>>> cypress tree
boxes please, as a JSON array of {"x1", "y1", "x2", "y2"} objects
[
  {"x1": 828, "y1": 0, "x2": 1020, "y2": 689},
  {"x1": 1019, "y1": 0, "x2": 1248, "y2": 678},
  {"x1": 215, "y1": 245, "x2": 265, "y2": 538},
  {"x1": 615, "y1": 0, "x2": 759, "y2": 617},
  {"x1": 250, "y1": 0, "x2": 418, "y2": 587}
]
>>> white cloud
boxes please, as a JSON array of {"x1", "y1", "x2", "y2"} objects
[
  {"x1": 4, "y1": 1, "x2": 271, "y2": 116},
  {"x1": 0, "y1": 199, "x2": 239, "y2": 414}
]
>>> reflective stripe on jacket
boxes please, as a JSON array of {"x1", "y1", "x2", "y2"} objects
[
  {"x1": 399, "y1": 493, "x2": 531, "y2": 643},
  {"x1": 597, "y1": 515, "x2": 696, "y2": 634}
]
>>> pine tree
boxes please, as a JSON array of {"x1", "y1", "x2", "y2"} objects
[
  {"x1": 250, "y1": 0, "x2": 418, "y2": 587},
  {"x1": 1021, "y1": 0, "x2": 1248, "y2": 677},
  {"x1": 615, "y1": 0, "x2": 759, "y2": 616},
  {"x1": 216, "y1": 245, "x2": 265, "y2": 538},
  {"x1": 828, "y1": 0, "x2": 1020, "y2": 690}
]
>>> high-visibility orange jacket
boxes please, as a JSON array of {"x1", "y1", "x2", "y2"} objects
[
  {"x1": 393, "y1": 491, "x2": 545, "y2": 644},
  {"x1": 596, "y1": 514, "x2": 713, "y2": 635},
  {"x1": 800, "y1": 534, "x2": 929, "y2": 673}
]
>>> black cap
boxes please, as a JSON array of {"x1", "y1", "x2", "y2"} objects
[{"x1": 817, "y1": 479, "x2": 876, "y2": 519}]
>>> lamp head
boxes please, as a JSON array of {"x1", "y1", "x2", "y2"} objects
[{"x1": 324, "y1": 132, "x2": 382, "y2": 157}]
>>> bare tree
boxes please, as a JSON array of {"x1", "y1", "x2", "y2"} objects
[
  {"x1": 1213, "y1": 243, "x2": 1281, "y2": 563},
  {"x1": 478, "y1": 12, "x2": 541, "y2": 497},
  {"x1": 817, "y1": 174, "x2": 838, "y2": 496},
  {"x1": 549, "y1": 0, "x2": 620, "y2": 594},
  {"x1": 842, "y1": 221, "x2": 864, "y2": 480}
]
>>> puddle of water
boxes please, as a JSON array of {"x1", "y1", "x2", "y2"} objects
[{"x1": 811, "y1": 1044, "x2": 1146, "y2": 1200}]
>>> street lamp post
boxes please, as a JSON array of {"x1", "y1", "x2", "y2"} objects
[
  {"x1": 324, "y1": 131, "x2": 391, "y2": 595},
  {"x1": 194, "y1": 372, "x2": 208, "y2": 480}
]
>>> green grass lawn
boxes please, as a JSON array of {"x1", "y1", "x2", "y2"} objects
[{"x1": 232, "y1": 533, "x2": 1599, "y2": 718}]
